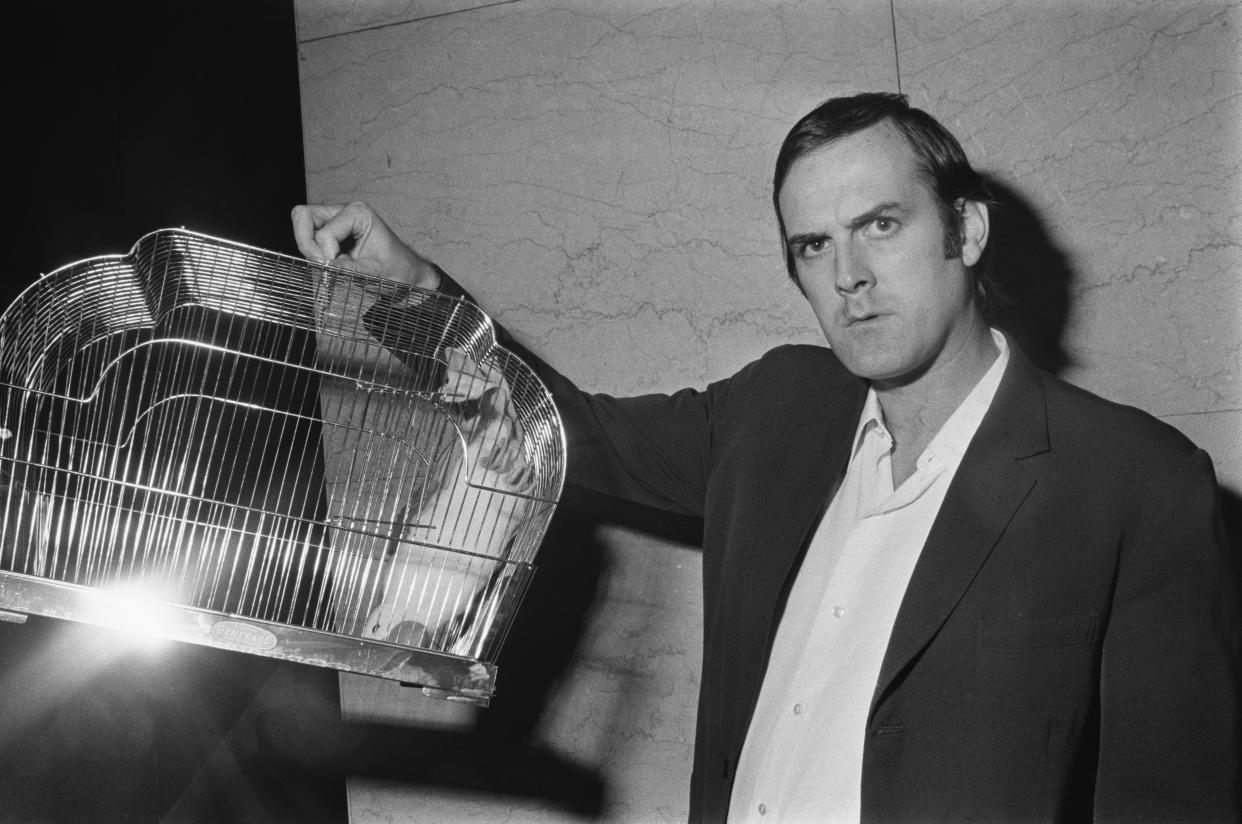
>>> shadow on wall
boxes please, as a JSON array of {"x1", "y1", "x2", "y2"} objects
[
  {"x1": 983, "y1": 173, "x2": 1242, "y2": 622},
  {"x1": 248, "y1": 483, "x2": 610, "y2": 816},
  {"x1": 984, "y1": 175, "x2": 1077, "y2": 377},
  {"x1": 255, "y1": 484, "x2": 706, "y2": 819}
]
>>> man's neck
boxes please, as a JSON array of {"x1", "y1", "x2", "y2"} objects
[{"x1": 874, "y1": 325, "x2": 1001, "y2": 486}]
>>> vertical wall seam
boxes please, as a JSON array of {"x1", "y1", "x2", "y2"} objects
[{"x1": 889, "y1": 0, "x2": 903, "y2": 94}]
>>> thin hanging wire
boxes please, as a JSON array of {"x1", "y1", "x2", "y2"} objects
[{"x1": 890, "y1": 0, "x2": 903, "y2": 95}]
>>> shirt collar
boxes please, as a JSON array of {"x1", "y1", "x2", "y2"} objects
[
  {"x1": 850, "y1": 389, "x2": 887, "y2": 459},
  {"x1": 848, "y1": 329, "x2": 1010, "y2": 471},
  {"x1": 923, "y1": 329, "x2": 1009, "y2": 471}
]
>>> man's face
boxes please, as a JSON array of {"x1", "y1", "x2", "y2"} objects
[{"x1": 778, "y1": 121, "x2": 987, "y2": 388}]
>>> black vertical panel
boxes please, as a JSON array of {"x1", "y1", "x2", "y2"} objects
[
  {"x1": 12, "y1": 1, "x2": 308, "y2": 285},
  {"x1": 3, "y1": 3, "x2": 346, "y2": 822}
]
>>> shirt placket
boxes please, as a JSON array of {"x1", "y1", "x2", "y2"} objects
[{"x1": 759, "y1": 424, "x2": 894, "y2": 818}]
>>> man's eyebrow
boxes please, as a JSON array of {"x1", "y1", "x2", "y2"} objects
[
  {"x1": 785, "y1": 201, "x2": 906, "y2": 247},
  {"x1": 785, "y1": 230, "x2": 828, "y2": 248},
  {"x1": 847, "y1": 202, "x2": 901, "y2": 231}
]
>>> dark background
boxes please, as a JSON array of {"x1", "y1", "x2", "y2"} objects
[
  {"x1": 2, "y1": 3, "x2": 348, "y2": 822},
  {"x1": 9, "y1": 2, "x2": 309, "y2": 287}
]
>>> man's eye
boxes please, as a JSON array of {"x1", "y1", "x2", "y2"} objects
[
  {"x1": 799, "y1": 239, "x2": 827, "y2": 259},
  {"x1": 868, "y1": 217, "x2": 897, "y2": 236}
]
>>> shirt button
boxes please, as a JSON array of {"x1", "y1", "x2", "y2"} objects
[
  {"x1": 793, "y1": 703, "x2": 804, "y2": 715},
  {"x1": 832, "y1": 606, "x2": 845, "y2": 618},
  {"x1": 758, "y1": 803, "x2": 767, "y2": 815}
]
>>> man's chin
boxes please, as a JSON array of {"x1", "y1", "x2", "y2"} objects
[
  {"x1": 832, "y1": 350, "x2": 930, "y2": 389},
  {"x1": 828, "y1": 344, "x2": 894, "y2": 380}
]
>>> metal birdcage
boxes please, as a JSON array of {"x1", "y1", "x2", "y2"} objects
[{"x1": 0, "y1": 229, "x2": 565, "y2": 705}]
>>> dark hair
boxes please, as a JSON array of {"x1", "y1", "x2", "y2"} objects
[{"x1": 773, "y1": 92, "x2": 998, "y2": 316}]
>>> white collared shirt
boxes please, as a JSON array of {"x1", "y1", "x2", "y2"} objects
[{"x1": 729, "y1": 330, "x2": 1010, "y2": 824}]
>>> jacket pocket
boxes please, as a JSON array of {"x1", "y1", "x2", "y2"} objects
[{"x1": 978, "y1": 614, "x2": 1099, "y2": 649}]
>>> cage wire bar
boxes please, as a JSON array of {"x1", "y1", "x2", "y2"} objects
[{"x1": 0, "y1": 229, "x2": 565, "y2": 704}]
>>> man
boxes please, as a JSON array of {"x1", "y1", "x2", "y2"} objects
[{"x1": 293, "y1": 93, "x2": 1239, "y2": 822}]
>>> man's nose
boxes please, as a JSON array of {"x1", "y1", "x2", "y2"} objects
[{"x1": 834, "y1": 244, "x2": 874, "y2": 295}]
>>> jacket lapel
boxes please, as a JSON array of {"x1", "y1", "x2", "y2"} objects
[
  {"x1": 869, "y1": 347, "x2": 1051, "y2": 716},
  {"x1": 754, "y1": 378, "x2": 867, "y2": 669}
]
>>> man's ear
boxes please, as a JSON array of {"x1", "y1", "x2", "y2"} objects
[{"x1": 958, "y1": 199, "x2": 989, "y2": 267}]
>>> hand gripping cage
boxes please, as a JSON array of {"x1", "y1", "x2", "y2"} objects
[{"x1": 0, "y1": 229, "x2": 565, "y2": 705}]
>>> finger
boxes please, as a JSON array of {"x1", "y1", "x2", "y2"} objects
[
  {"x1": 330, "y1": 253, "x2": 362, "y2": 274},
  {"x1": 291, "y1": 204, "x2": 346, "y2": 262},
  {"x1": 313, "y1": 205, "x2": 373, "y2": 266},
  {"x1": 439, "y1": 347, "x2": 506, "y2": 402}
]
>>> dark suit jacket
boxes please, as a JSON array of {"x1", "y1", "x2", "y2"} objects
[{"x1": 436, "y1": 276, "x2": 1240, "y2": 822}]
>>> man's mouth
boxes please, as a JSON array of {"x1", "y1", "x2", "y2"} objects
[{"x1": 843, "y1": 307, "x2": 884, "y2": 326}]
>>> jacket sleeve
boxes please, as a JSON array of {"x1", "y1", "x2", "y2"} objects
[
  {"x1": 434, "y1": 269, "x2": 743, "y2": 519},
  {"x1": 1094, "y1": 446, "x2": 1241, "y2": 821}
]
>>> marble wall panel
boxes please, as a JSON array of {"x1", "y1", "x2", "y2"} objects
[
  {"x1": 894, "y1": 1, "x2": 1240, "y2": 458},
  {"x1": 298, "y1": 0, "x2": 897, "y2": 395},
  {"x1": 297, "y1": 2, "x2": 1239, "y2": 822}
]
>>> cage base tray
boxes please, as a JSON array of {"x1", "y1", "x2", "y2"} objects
[{"x1": 0, "y1": 571, "x2": 497, "y2": 705}]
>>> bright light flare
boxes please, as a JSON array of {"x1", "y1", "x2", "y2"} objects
[{"x1": 81, "y1": 584, "x2": 181, "y2": 650}]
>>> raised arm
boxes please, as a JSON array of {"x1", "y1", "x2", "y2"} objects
[{"x1": 290, "y1": 200, "x2": 720, "y2": 518}]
